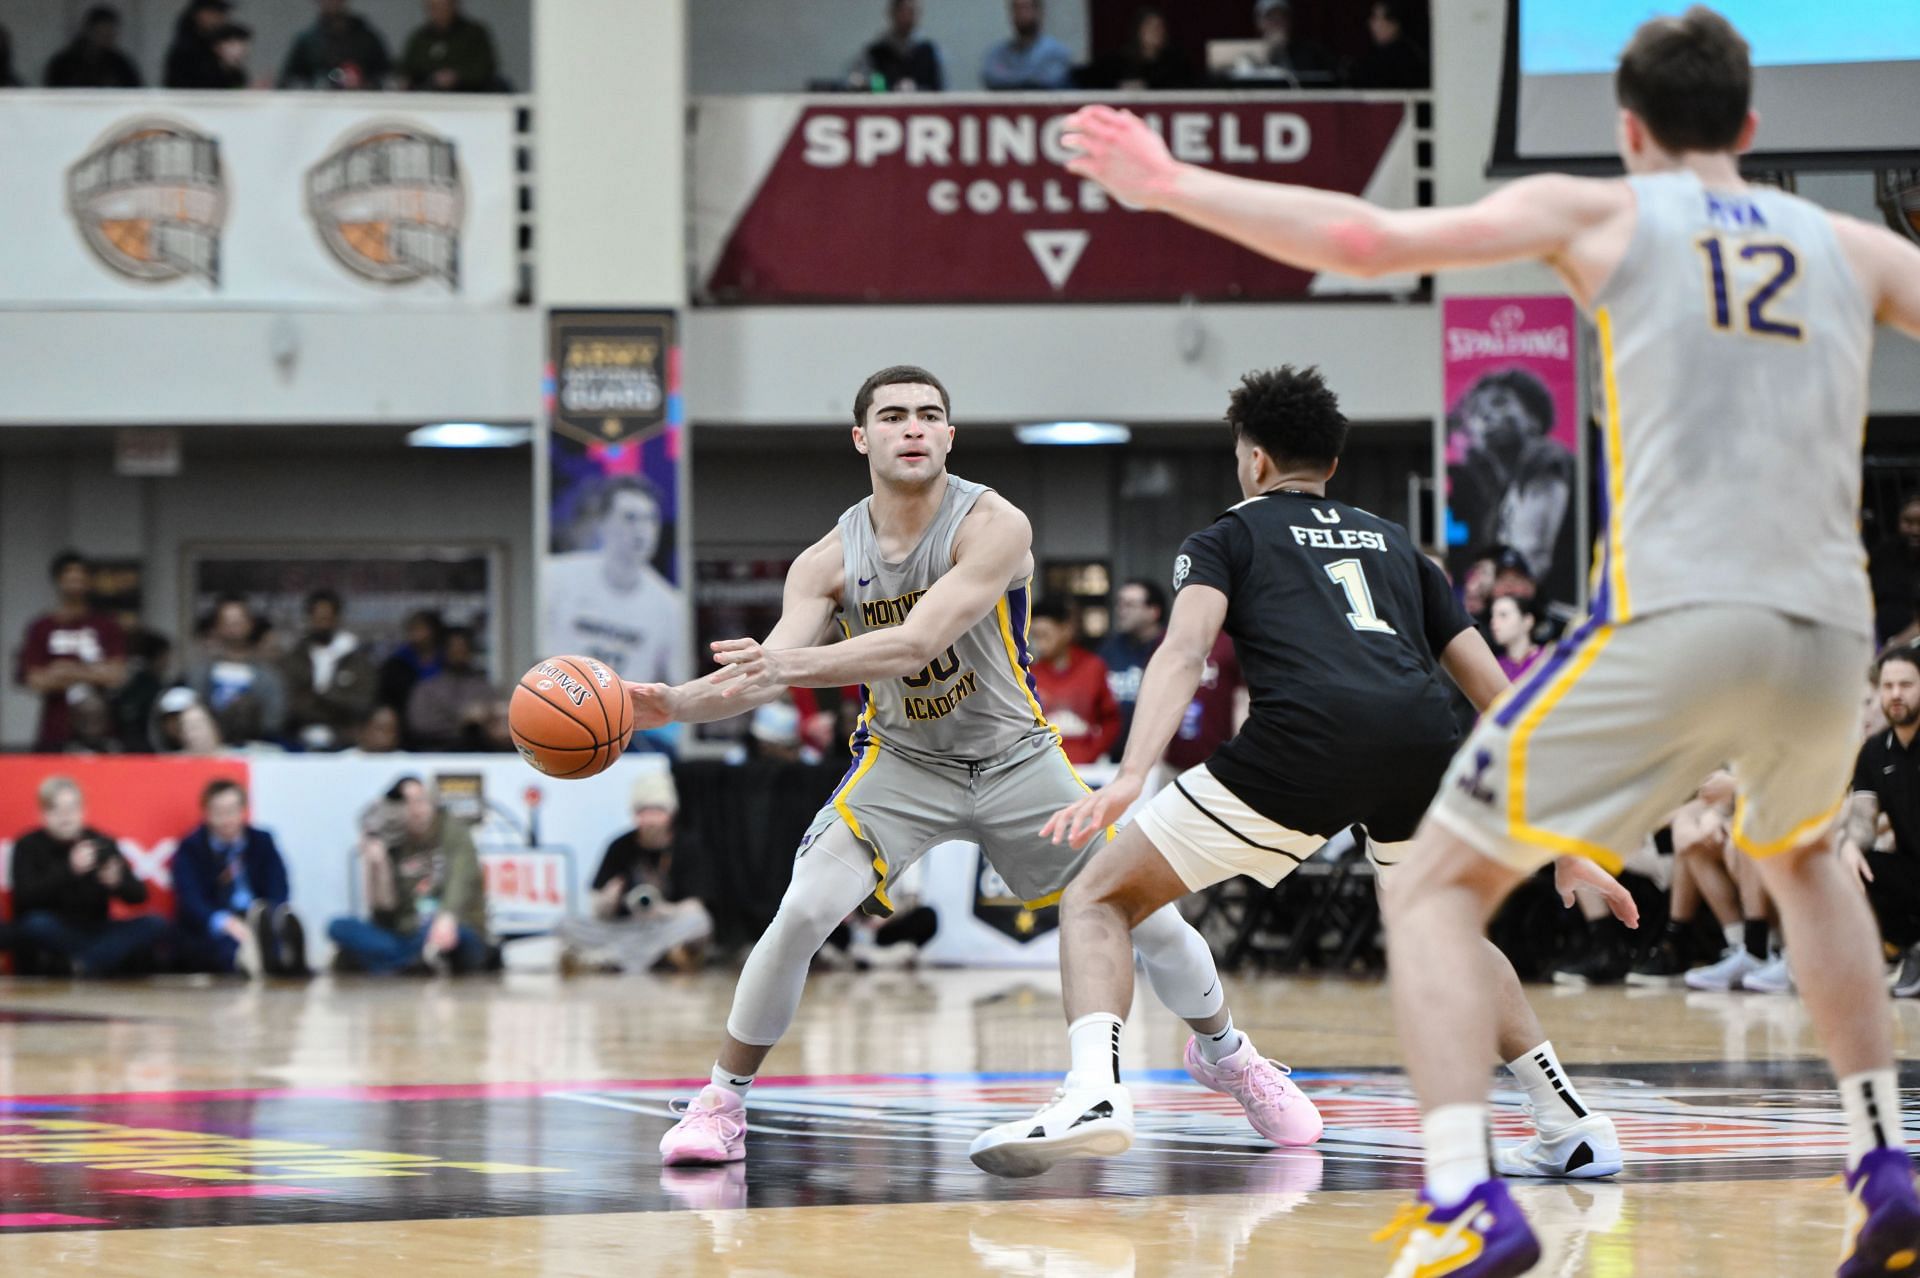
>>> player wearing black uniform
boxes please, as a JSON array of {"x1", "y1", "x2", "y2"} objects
[{"x1": 970, "y1": 367, "x2": 1637, "y2": 1178}]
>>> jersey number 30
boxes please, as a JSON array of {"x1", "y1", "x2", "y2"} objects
[{"x1": 1324, "y1": 559, "x2": 1397, "y2": 635}]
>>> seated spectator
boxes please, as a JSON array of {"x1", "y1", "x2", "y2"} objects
[
  {"x1": 11, "y1": 777, "x2": 165, "y2": 976},
  {"x1": 113, "y1": 629, "x2": 172, "y2": 752},
  {"x1": 151, "y1": 685, "x2": 226, "y2": 754},
  {"x1": 45, "y1": 6, "x2": 144, "y2": 88},
  {"x1": 857, "y1": 0, "x2": 943, "y2": 91},
  {"x1": 1082, "y1": 5, "x2": 1193, "y2": 90},
  {"x1": 165, "y1": 0, "x2": 244, "y2": 89},
  {"x1": 1225, "y1": 0, "x2": 1335, "y2": 86},
  {"x1": 280, "y1": 0, "x2": 392, "y2": 90},
  {"x1": 399, "y1": 0, "x2": 499, "y2": 92},
  {"x1": 1870, "y1": 495, "x2": 1920, "y2": 644},
  {"x1": 1349, "y1": 0, "x2": 1428, "y2": 89},
  {"x1": 352, "y1": 705, "x2": 403, "y2": 754},
  {"x1": 1843, "y1": 648, "x2": 1920, "y2": 996},
  {"x1": 1098, "y1": 578, "x2": 1165, "y2": 759},
  {"x1": 405, "y1": 626, "x2": 493, "y2": 750},
  {"x1": 1028, "y1": 598, "x2": 1120, "y2": 764},
  {"x1": 187, "y1": 596, "x2": 287, "y2": 745},
  {"x1": 1624, "y1": 777, "x2": 1751, "y2": 984},
  {"x1": 62, "y1": 690, "x2": 123, "y2": 755},
  {"x1": 555, "y1": 771, "x2": 712, "y2": 973},
  {"x1": 329, "y1": 776, "x2": 488, "y2": 974},
  {"x1": 379, "y1": 608, "x2": 444, "y2": 727},
  {"x1": 283, "y1": 589, "x2": 378, "y2": 751},
  {"x1": 171, "y1": 779, "x2": 307, "y2": 978},
  {"x1": 1488, "y1": 594, "x2": 1543, "y2": 682},
  {"x1": 17, "y1": 550, "x2": 128, "y2": 753},
  {"x1": 981, "y1": 0, "x2": 1072, "y2": 90}
]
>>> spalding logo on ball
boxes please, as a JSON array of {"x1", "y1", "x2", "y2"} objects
[{"x1": 509, "y1": 655, "x2": 634, "y2": 779}]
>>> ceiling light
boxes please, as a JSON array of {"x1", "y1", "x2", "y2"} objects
[
  {"x1": 407, "y1": 422, "x2": 533, "y2": 449},
  {"x1": 1013, "y1": 421, "x2": 1131, "y2": 446}
]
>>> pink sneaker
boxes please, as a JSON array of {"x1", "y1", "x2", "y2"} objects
[
  {"x1": 659, "y1": 1085, "x2": 748, "y2": 1166},
  {"x1": 1184, "y1": 1035, "x2": 1323, "y2": 1147}
]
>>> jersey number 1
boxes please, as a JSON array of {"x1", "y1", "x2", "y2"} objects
[{"x1": 1324, "y1": 559, "x2": 1397, "y2": 635}]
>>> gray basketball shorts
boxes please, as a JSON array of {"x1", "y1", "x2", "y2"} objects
[
  {"x1": 799, "y1": 731, "x2": 1106, "y2": 915},
  {"x1": 1429, "y1": 604, "x2": 1870, "y2": 875}
]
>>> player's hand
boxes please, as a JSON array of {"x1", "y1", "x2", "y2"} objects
[
  {"x1": 1060, "y1": 105, "x2": 1181, "y2": 211},
  {"x1": 710, "y1": 638, "x2": 787, "y2": 698},
  {"x1": 624, "y1": 680, "x2": 679, "y2": 729},
  {"x1": 427, "y1": 912, "x2": 459, "y2": 955},
  {"x1": 1040, "y1": 772, "x2": 1144, "y2": 846},
  {"x1": 69, "y1": 840, "x2": 99, "y2": 875},
  {"x1": 1553, "y1": 857, "x2": 1639, "y2": 928},
  {"x1": 1840, "y1": 839, "x2": 1875, "y2": 885}
]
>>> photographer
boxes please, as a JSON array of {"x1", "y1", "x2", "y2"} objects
[
  {"x1": 556, "y1": 771, "x2": 710, "y2": 973},
  {"x1": 327, "y1": 776, "x2": 488, "y2": 974},
  {"x1": 11, "y1": 776, "x2": 164, "y2": 976}
]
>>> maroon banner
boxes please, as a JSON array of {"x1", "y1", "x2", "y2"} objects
[{"x1": 695, "y1": 96, "x2": 1415, "y2": 305}]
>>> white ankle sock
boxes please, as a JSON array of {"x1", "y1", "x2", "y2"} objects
[
  {"x1": 1505, "y1": 1040, "x2": 1593, "y2": 1134},
  {"x1": 1722, "y1": 922, "x2": 1744, "y2": 952},
  {"x1": 711, "y1": 1062, "x2": 755, "y2": 1100},
  {"x1": 1067, "y1": 1012, "x2": 1123, "y2": 1087},
  {"x1": 1423, "y1": 1104, "x2": 1492, "y2": 1209},
  {"x1": 1841, "y1": 1068, "x2": 1903, "y2": 1168},
  {"x1": 1196, "y1": 1014, "x2": 1246, "y2": 1065}
]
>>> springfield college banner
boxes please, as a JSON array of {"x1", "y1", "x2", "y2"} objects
[
  {"x1": 691, "y1": 93, "x2": 1423, "y2": 304},
  {"x1": 0, "y1": 92, "x2": 518, "y2": 308}
]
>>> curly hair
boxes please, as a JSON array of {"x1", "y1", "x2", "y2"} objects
[
  {"x1": 1465, "y1": 368, "x2": 1555, "y2": 435},
  {"x1": 1225, "y1": 366, "x2": 1348, "y2": 468}
]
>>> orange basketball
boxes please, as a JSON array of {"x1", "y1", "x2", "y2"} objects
[{"x1": 509, "y1": 655, "x2": 634, "y2": 779}]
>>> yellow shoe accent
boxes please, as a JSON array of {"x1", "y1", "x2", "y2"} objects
[
  {"x1": 1374, "y1": 1200, "x2": 1489, "y2": 1278},
  {"x1": 1887, "y1": 1247, "x2": 1917, "y2": 1268}
]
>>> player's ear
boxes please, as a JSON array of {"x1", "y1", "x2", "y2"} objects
[
  {"x1": 1323, "y1": 457, "x2": 1340, "y2": 483},
  {"x1": 1733, "y1": 110, "x2": 1759, "y2": 155},
  {"x1": 851, "y1": 423, "x2": 869, "y2": 455}
]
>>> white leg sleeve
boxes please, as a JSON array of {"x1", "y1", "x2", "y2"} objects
[
  {"x1": 1130, "y1": 902, "x2": 1226, "y2": 1022},
  {"x1": 724, "y1": 824, "x2": 879, "y2": 1047}
]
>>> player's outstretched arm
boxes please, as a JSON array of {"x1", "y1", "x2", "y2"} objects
[
  {"x1": 626, "y1": 531, "x2": 843, "y2": 727},
  {"x1": 1041, "y1": 583, "x2": 1227, "y2": 845},
  {"x1": 1060, "y1": 104, "x2": 1622, "y2": 281},
  {"x1": 711, "y1": 497, "x2": 1034, "y2": 696}
]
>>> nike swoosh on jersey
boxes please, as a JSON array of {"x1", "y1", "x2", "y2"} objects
[{"x1": 858, "y1": 576, "x2": 876, "y2": 587}]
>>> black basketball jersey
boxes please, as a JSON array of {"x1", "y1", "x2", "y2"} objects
[{"x1": 1173, "y1": 489, "x2": 1472, "y2": 841}]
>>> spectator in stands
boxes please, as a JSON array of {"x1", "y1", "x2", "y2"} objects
[
  {"x1": 354, "y1": 705, "x2": 403, "y2": 754},
  {"x1": 171, "y1": 779, "x2": 308, "y2": 978},
  {"x1": 1627, "y1": 776, "x2": 1762, "y2": 985},
  {"x1": 165, "y1": 0, "x2": 244, "y2": 89},
  {"x1": 113, "y1": 629, "x2": 171, "y2": 752},
  {"x1": 187, "y1": 596, "x2": 286, "y2": 745},
  {"x1": 1028, "y1": 598, "x2": 1120, "y2": 764},
  {"x1": 556, "y1": 770, "x2": 712, "y2": 973},
  {"x1": 405, "y1": 626, "x2": 492, "y2": 750},
  {"x1": 62, "y1": 691, "x2": 122, "y2": 755},
  {"x1": 329, "y1": 776, "x2": 488, "y2": 973},
  {"x1": 1163, "y1": 632, "x2": 1244, "y2": 772},
  {"x1": 151, "y1": 685, "x2": 225, "y2": 754},
  {"x1": 1843, "y1": 648, "x2": 1920, "y2": 996},
  {"x1": 399, "y1": 0, "x2": 499, "y2": 92},
  {"x1": 857, "y1": 0, "x2": 943, "y2": 91},
  {"x1": 378, "y1": 608, "x2": 444, "y2": 724},
  {"x1": 45, "y1": 6, "x2": 144, "y2": 88},
  {"x1": 981, "y1": 0, "x2": 1072, "y2": 91},
  {"x1": 1488, "y1": 594, "x2": 1543, "y2": 681},
  {"x1": 1226, "y1": 0, "x2": 1334, "y2": 86},
  {"x1": 739, "y1": 698, "x2": 817, "y2": 764},
  {"x1": 281, "y1": 0, "x2": 392, "y2": 89},
  {"x1": 1099, "y1": 578, "x2": 1165, "y2": 759},
  {"x1": 0, "y1": 24, "x2": 18, "y2": 87},
  {"x1": 1870, "y1": 495, "x2": 1920, "y2": 644},
  {"x1": 1083, "y1": 5, "x2": 1192, "y2": 90},
  {"x1": 1349, "y1": 0, "x2": 1428, "y2": 89},
  {"x1": 17, "y1": 550, "x2": 127, "y2": 753},
  {"x1": 11, "y1": 777, "x2": 165, "y2": 976},
  {"x1": 283, "y1": 589, "x2": 378, "y2": 752}
]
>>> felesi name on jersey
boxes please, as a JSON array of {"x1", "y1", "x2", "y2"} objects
[
  {"x1": 856, "y1": 587, "x2": 982, "y2": 723},
  {"x1": 1290, "y1": 526, "x2": 1389, "y2": 552}
]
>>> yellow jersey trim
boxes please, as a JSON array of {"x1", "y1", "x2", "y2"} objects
[
  {"x1": 995, "y1": 593, "x2": 1050, "y2": 727},
  {"x1": 1503, "y1": 623, "x2": 1628, "y2": 873},
  {"x1": 1730, "y1": 791, "x2": 1846, "y2": 860},
  {"x1": 1595, "y1": 307, "x2": 1633, "y2": 623}
]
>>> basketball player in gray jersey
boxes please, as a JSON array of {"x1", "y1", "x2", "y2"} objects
[
  {"x1": 1064, "y1": 8, "x2": 1920, "y2": 1274},
  {"x1": 637, "y1": 366, "x2": 1300, "y2": 1168}
]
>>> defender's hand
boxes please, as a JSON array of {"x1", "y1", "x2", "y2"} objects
[
  {"x1": 710, "y1": 639, "x2": 788, "y2": 698},
  {"x1": 1040, "y1": 772, "x2": 1144, "y2": 847},
  {"x1": 1061, "y1": 105, "x2": 1181, "y2": 211}
]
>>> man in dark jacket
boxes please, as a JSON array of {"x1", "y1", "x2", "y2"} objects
[
  {"x1": 283, "y1": 590, "x2": 378, "y2": 751},
  {"x1": 45, "y1": 6, "x2": 144, "y2": 88},
  {"x1": 280, "y1": 0, "x2": 392, "y2": 89},
  {"x1": 164, "y1": 0, "x2": 244, "y2": 88},
  {"x1": 399, "y1": 0, "x2": 499, "y2": 92},
  {"x1": 171, "y1": 779, "x2": 307, "y2": 977},
  {"x1": 11, "y1": 776, "x2": 165, "y2": 976}
]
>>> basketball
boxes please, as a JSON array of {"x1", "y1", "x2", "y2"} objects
[{"x1": 509, "y1": 655, "x2": 634, "y2": 779}]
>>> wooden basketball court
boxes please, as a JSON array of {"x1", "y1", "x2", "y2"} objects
[{"x1": 0, "y1": 969, "x2": 1900, "y2": 1275}]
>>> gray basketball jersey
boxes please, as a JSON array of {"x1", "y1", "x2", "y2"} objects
[
  {"x1": 835, "y1": 474, "x2": 1052, "y2": 763},
  {"x1": 1590, "y1": 170, "x2": 1874, "y2": 635}
]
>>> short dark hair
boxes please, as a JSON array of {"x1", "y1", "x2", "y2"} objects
[
  {"x1": 201, "y1": 778, "x2": 246, "y2": 809},
  {"x1": 84, "y1": 6, "x2": 122, "y2": 28},
  {"x1": 853, "y1": 365, "x2": 951, "y2": 428},
  {"x1": 385, "y1": 774, "x2": 424, "y2": 803},
  {"x1": 596, "y1": 474, "x2": 664, "y2": 521},
  {"x1": 1030, "y1": 596, "x2": 1072, "y2": 626},
  {"x1": 1120, "y1": 578, "x2": 1168, "y2": 621},
  {"x1": 1615, "y1": 7, "x2": 1751, "y2": 154},
  {"x1": 1225, "y1": 366, "x2": 1347, "y2": 469},
  {"x1": 49, "y1": 550, "x2": 87, "y2": 581},
  {"x1": 305, "y1": 588, "x2": 342, "y2": 615},
  {"x1": 1492, "y1": 593, "x2": 1537, "y2": 624},
  {"x1": 1878, "y1": 647, "x2": 1920, "y2": 682}
]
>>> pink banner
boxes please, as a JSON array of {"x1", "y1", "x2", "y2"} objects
[{"x1": 1441, "y1": 295, "x2": 1582, "y2": 609}]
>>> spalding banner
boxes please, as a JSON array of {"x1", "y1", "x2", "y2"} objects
[{"x1": 692, "y1": 93, "x2": 1423, "y2": 304}]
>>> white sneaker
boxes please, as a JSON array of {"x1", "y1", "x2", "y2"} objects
[
  {"x1": 968, "y1": 1077, "x2": 1133, "y2": 1179},
  {"x1": 856, "y1": 940, "x2": 919, "y2": 970},
  {"x1": 1494, "y1": 1114, "x2": 1623, "y2": 1179},
  {"x1": 1683, "y1": 946, "x2": 1760, "y2": 991},
  {"x1": 1740, "y1": 952, "x2": 1794, "y2": 994}
]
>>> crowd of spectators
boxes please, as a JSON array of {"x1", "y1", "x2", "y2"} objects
[{"x1": 2, "y1": 0, "x2": 504, "y2": 93}]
